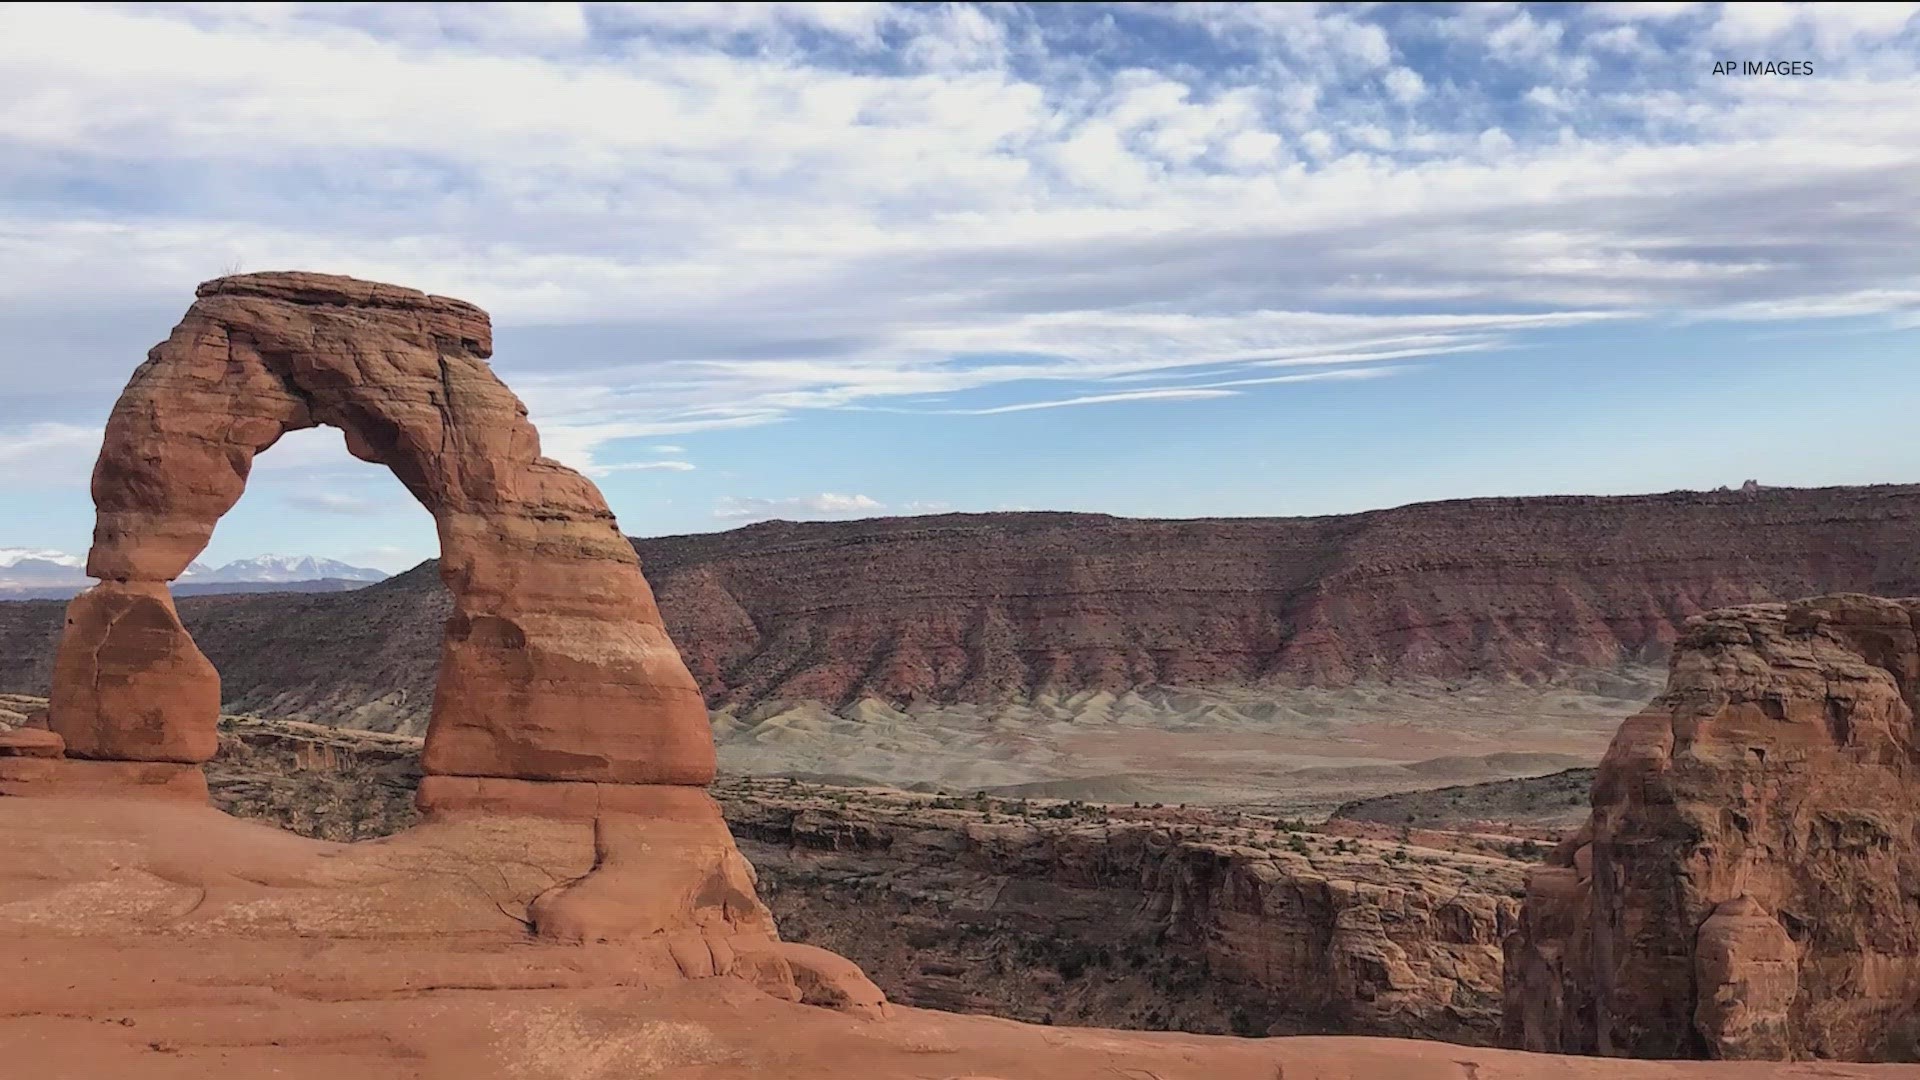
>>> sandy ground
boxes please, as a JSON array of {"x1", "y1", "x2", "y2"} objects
[{"x1": 713, "y1": 675, "x2": 1660, "y2": 814}]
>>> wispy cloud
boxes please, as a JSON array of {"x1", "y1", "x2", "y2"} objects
[
  {"x1": 281, "y1": 491, "x2": 390, "y2": 515},
  {"x1": 952, "y1": 388, "x2": 1238, "y2": 415},
  {"x1": 714, "y1": 493, "x2": 886, "y2": 521},
  {"x1": 1197, "y1": 365, "x2": 1411, "y2": 389},
  {"x1": 588, "y1": 459, "x2": 698, "y2": 475},
  {"x1": 1, "y1": 2, "x2": 1917, "y2": 482},
  {"x1": 0, "y1": 422, "x2": 100, "y2": 488}
]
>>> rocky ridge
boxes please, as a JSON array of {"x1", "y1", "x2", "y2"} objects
[
  {"x1": 727, "y1": 778, "x2": 1527, "y2": 1043},
  {"x1": 3, "y1": 485, "x2": 1918, "y2": 733},
  {"x1": 1505, "y1": 594, "x2": 1920, "y2": 1062}
]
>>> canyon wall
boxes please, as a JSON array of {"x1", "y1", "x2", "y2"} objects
[
  {"x1": 3, "y1": 485, "x2": 1917, "y2": 732},
  {"x1": 727, "y1": 783, "x2": 1524, "y2": 1043},
  {"x1": 82, "y1": 711, "x2": 1529, "y2": 1043},
  {"x1": 1504, "y1": 594, "x2": 1920, "y2": 1061}
]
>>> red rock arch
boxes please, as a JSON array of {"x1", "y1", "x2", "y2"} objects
[{"x1": 48, "y1": 272, "x2": 714, "y2": 787}]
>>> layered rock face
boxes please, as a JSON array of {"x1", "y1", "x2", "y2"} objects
[
  {"x1": 1504, "y1": 594, "x2": 1920, "y2": 1060},
  {"x1": 713, "y1": 783, "x2": 1531, "y2": 1042},
  {"x1": 48, "y1": 271, "x2": 712, "y2": 785},
  {"x1": 641, "y1": 495, "x2": 1920, "y2": 707},
  {"x1": 7, "y1": 486, "x2": 1916, "y2": 733}
]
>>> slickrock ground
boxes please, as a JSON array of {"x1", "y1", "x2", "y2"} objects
[
  {"x1": 1506, "y1": 595, "x2": 1920, "y2": 1062},
  {"x1": 68, "y1": 708, "x2": 1531, "y2": 1042},
  {"x1": 3, "y1": 776, "x2": 1913, "y2": 1078}
]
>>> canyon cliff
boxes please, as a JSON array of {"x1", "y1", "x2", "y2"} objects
[
  {"x1": 1504, "y1": 594, "x2": 1920, "y2": 1061},
  {"x1": 3, "y1": 485, "x2": 1919, "y2": 733},
  {"x1": 85, "y1": 709, "x2": 1531, "y2": 1043}
]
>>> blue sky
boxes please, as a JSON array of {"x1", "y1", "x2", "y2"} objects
[{"x1": 1, "y1": 2, "x2": 1917, "y2": 572}]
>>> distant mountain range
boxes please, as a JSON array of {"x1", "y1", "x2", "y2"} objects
[
  {"x1": 181, "y1": 555, "x2": 389, "y2": 585},
  {"x1": 0, "y1": 549, "x2": 387, "y2": 598}
]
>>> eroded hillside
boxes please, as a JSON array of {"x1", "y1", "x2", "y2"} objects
[{"x1": 3, "y1": 486, "x2": 1918, "y2": 734}]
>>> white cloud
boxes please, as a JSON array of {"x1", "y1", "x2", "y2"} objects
[
  {"x1": 1708, "y1": 2, "x2": 1801, "y2": 47},
  {"x1": 951, "y1": 388, "x2": 1238, "y2": 415},
  {"x1": 1525, "y1": 85, "x2": 1573, "y2": 111},
  {"x1": 281, "y1": 491, "x2": 390, "y2": 514},
  {"x1": 650, "y1": 444, "x2": 687, "y2": 454},
  {"x1": 1384, "y1": 66, "x2": 1426, "y2": 105},
  {"x1": 1587, "y1": 2, "x2": 1703, "y2": 21},
  {"x1": 589, "y1": 459, "x2": 698, "y2": 475},
  {"x1": 597, "y1": 2, "x2": 899, "y2": 48},
  {"x1": 0, "y1": 422, "x2": 100, "y2": 487},
  {"x1": 0, "y1": 1, "x2": 1917, "y2": 484},
  {"x1": 1585, "y1": 25, "x2": 1645, "y2": 54},
  {"x1": 714, "y1": 492, "x2": 885, "y2": 521},
  {"x1": 1485, "y1": 10, "x2": 1565, "y2": 62},
  {"x1": 1197, "y1": 365, "x2": 1410, "y2": 390}
]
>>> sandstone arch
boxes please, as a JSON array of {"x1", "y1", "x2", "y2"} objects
[{"x1": 47, "y1": 271, "x2": 715, "y2": 788}]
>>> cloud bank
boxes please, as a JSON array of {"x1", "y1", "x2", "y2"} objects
[{"x1": 0, "y1": 1, "x2": 1916, "y2": 483}]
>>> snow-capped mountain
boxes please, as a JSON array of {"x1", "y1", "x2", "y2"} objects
[
  {"x1": 0, "y1": 551, "x2": 388, "y2": 596},
  {"x1": 179, "y1": 556, "x2": 387, "y2": 584},
  {"x1": 0, "y1": 548, "x2": 87, "y2": 588}
]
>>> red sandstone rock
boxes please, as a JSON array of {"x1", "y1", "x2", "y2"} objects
[
  {"x1": 782, "y1": 941, "x2": 895, "y2": 1020},
  {"x1": 5, "y1": 797, "x2": 1893, "y2": 1079},
  {"x1": 9, "y1": 486, "x2": 1911, "y2": 734},
  {"x1": 47, "y1": 271, "x2": 712, "y2": 786},
  {"x1": 20, "y1": 272, "x2": 895, "y2": 1043},
  {"x1": 1504, "y1": 593, "x2": 1920, "y2": 1061},
  {"x1": 49, "y1": 582, "x2": 219, "y2": 762},
  {"x1": 0, "y1": 758, "x2": 209, "y2": 802},
  {"x1": 0, "y1": 727, "x2": 62, "y2": 758},
  {"x1": 1693, "y1": 895, "x2": 1799, "y2": 1059},
  {"x1": 632, "y1": 492, "x2": 1920, "y2": 708},
  {"x1": 523, "y1": 803, "x2": 780, "y2": 947},
  {"x1": 415, "y1": 774, "x2": 726, "y2": 820}
]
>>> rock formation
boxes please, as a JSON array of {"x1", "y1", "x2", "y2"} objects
[
  {"x1": 726, "y1": 784, "x2": 1522, "y2": 1042},
  {"x1": 46, "y1": 705, "x2": 1522, "y2": 1041},
  {"x1": 6, "y1": 793, "x2": 1899, "y2": 1079},
  {"x1": 47, "y1": 271, "x2": 711, "y2": 785},
  {"x1": 1504, "y1": 594, "x2": 1920, "y2": 1060},
  {"x1": 7, "y1": 485, "x2": 1919, "y2": 732},
  {"x1": 10, "y1": 271, "x2": 885, "y2": 1016}
]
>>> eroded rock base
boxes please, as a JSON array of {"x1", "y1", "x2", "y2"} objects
[
  {"x1": 1, "y1": 796, "x2": 1898, "y2": 1079},
  {"x1": 416, "y1": 773, "x2": 894, "y2": 1015},
  {"x1": 0, "y1": 757, "x2": 209, "y2": 802}
]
